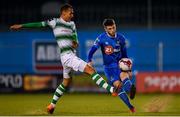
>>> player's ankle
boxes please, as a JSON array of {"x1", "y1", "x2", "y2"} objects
[
  {"x1": 130, "y1": 107, "x2": 135, "y2": 113},
  {"x1": 50, "y1": 103, "x2": 56, "y2": 108}
]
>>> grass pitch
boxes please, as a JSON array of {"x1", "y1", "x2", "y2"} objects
[{"x1": 0, "y1": 93, "x2": 180, "y2": 116}]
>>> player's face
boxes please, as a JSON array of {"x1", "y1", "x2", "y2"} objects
[
  {"x1": 62, "y1": 8, "x2": 74, "y2": 22},
  {"x1": 105, "y1": 24, "x2": 116, "y2": 37}
]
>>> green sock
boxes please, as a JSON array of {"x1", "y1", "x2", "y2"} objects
[
  {"x1": 51, "y1": 84, "x2": 66, "y2": 106},
  {"x1": 91, "y1": 73, "x2": 114, "y2": 93}
]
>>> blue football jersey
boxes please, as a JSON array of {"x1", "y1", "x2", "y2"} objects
[{"x1": 93, "y1": 32, "x2": 128, "y2": 68}]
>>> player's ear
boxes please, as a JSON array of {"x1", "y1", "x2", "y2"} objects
[
  {"x1": 104, "y1": 26, "x2": 107, "y2": 31},
  {"x1": 114, "y1": 24, "x2": 116, "y2": 28}
]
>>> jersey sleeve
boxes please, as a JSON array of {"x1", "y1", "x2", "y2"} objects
[
  {"x1": 93, "y1": 37, "x2": 101, "y2": 49},
  {"x1": 71, "y1": 22, "x2": 79, "y2": 43},
  {"x1": 21, "y1": 18, "x2": 56, "y2": 28},
  {"x1": 87, "y1": 37, "x2": 101, "y2": 62},
  {"x1": 43, "y1": 18, "x2": 57, "y2": 28},
  {"x1": 21, "y1": 22, "x2": 47, "y2": 28}
]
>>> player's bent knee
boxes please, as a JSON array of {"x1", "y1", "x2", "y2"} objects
[
  {"x1": 62, "y1": 78, "x2": 72, "y2": 87},
  {"x1": 83, "y1": 64, "x2": 96, "y2": 75},
  {"x1": 120, "y1": 72, "x2": 129, "y2": 81}
]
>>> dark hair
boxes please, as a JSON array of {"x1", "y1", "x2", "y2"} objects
[
  {"x1": 60, "y1": 4, "x2": 73, "y2": 14},
  {"x1": 103, "y1": 19, "x2": 115, "y2": 27}
]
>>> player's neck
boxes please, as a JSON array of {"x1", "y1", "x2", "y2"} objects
[
  {"x1": 106, "y1": 32, "x2": 117, "y2": 38},
  {"x1": 60, "y1": 16, "x2": 70, "y2": 22}
]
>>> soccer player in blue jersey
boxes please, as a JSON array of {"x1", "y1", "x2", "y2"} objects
[{"x1": 88, "y1": 19, "x2": 136, "y2": 113}]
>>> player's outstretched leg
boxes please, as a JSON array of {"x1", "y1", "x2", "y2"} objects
[
  {"x1": 84, "y1": 64, "x2": 118, "y2": 95},
  {"x1": 121, "y1": 72, "x2": 136, "y2": 99},
  {"x1": 47, "y1": 83, "x2": 66, "y2": 114},
  {"x1": 129, "y1": 84, "x2": 136, "y2": 99},
  {"x1": 118, "y1": 88, "x2": 135, "y2": 113},
  {"x1": 122, "y1": 78, "x2": 136, "y2": 99},
  {"x1": 91, "y1": 72, "x2": 116, "y2": 94}
]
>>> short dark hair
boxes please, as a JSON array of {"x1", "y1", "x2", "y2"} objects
[
  {"x1": 103, "y1": 19, "x2": 115, "y2": 27},
  {"x1": 60, "y1": 4, "x2": 73, "y2": 14}
]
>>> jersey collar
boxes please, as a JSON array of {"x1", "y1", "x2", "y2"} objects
[
  {"x1": 59, "y1": 17, "x2": 71, "y2": 24},
  {"x1": 106, "y1": 32, "x2": 117, "y2": 38}
]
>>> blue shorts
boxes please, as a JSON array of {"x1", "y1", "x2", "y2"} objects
[{"x1": 104, "y1": 66, "x2": 121, "y2": 85}]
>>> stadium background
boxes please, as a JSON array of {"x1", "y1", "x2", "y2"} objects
[{"x1": 0, "y1": 0, "x2": 180, "y2": 115}]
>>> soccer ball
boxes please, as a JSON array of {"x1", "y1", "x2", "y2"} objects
[{"x1": 119, "y1": 58, "x2": 132, "y2": 71}]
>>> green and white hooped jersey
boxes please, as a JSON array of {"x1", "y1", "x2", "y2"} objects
[{"x1": 42, "y1": 18, "x2": 78, "y2": 54}]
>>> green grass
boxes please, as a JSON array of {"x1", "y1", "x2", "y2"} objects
[{"x1": 0, "y1": 93, "x2": 180, "y2": 116}]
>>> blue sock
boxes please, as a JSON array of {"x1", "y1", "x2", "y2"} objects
[
  {"x1": 122, "y1": 78, "x2": 132, "y2": 93},
  {"x1": 118, "y1": 88, "x2": 133, "y2": 109}
]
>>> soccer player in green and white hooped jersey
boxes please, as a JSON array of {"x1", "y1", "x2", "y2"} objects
[{"x1": 10, "y1": 4, "x2": 119, "y2": 114}]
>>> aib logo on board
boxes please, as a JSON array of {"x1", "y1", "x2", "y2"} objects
[
  {"x1": 33, "y1": 41, "x2": 63, "y2": 72},
  {"x1": 104, "y1": 46, "x2": 113, "y2": 55}
]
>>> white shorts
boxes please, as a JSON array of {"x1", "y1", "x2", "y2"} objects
[{"x1": 60, "y1": 51, "x2": 87, "y2": 78}]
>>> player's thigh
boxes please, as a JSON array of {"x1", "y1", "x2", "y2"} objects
[
  {"x1": 60, "y1": 52, "x2": 86, "y2": 72},
  {"x1": 67, "y1": 55, "x2": 87, "y2": 72},
  {"x1": 111, "y1": 67, "x2": 121, "y2": 82},
  {"x1": 83, "y1": 64, "x2": 96, "y2": 75}
]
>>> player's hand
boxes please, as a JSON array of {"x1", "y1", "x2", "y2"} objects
[
  {"x1": 10, "y1": 24, "x2": 22, "y2": 30},
  {"x1": 72, "y1": 41, "x2": 79, "y2": 49},
  {"x1": 87, "y1": 61, "x2": 93, "y2": 67}
]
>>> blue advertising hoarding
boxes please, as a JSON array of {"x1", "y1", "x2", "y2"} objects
[{"x1": 0, "y1": 29, "x2": 180, "y2": 74}]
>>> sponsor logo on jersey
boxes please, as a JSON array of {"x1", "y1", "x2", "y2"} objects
[
  {"x1": 61, "y1": 29, "x2": 72, "y2": 33},
  {"x1": 104, "y1": 46, "x2": 113, "y2": 55},
  {"x1": 114, "y1": 48, "x2": 121, "y2": 52}
]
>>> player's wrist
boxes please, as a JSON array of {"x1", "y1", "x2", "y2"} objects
[
  {"x1": 19, "y1": 24, "x2": 23, "y2": 28},
  {"x1": 88, "y1": 60, "x2": 92, "y2": 63},
  {"x1": 21, "y1": 24, "x2": 27, "y2": 28}
]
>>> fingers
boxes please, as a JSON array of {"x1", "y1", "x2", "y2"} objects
[
  {"x1": 10, "y1": 25, "x2": 15, "y2": 30},
  {"x1": 9, "y1": 24, "x2": 21, "y2": 30},
  {"x1": 72, "y1": 41, "x2": 78, "y2": 49}
]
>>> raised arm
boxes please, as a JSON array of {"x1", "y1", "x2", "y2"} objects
[
  {"x1": 10, "y1": 21, "x2": 48, "y2": 30},
  {"x1": 88, "y1": 45, "x2": 98, "y2": 62},
  {"x1": 87, "y1": 38, "x2": 100, "y2": 66}
]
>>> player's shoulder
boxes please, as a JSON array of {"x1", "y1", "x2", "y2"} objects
[
  {"x1": 97, "y1": 32, "x2": 106, "y2": 40},
  {"x1": 94, "y1": 33, "x2": 105, "y2": 44},
  {"x1": 57, "y1": 18, "x2": 75, "y2": 25},
  {"x1": 117, "y1": 32, "x2": 126, "y2": 41},
  {"x1": 69, "y1": 21, "x2": 75, "y2": 25},
  {"x1": 47, "y1": 18, "x2": 58, "y2": 22},
  {"x1": 46, "y1": 18, "x2": 58, "y2": 28}
]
